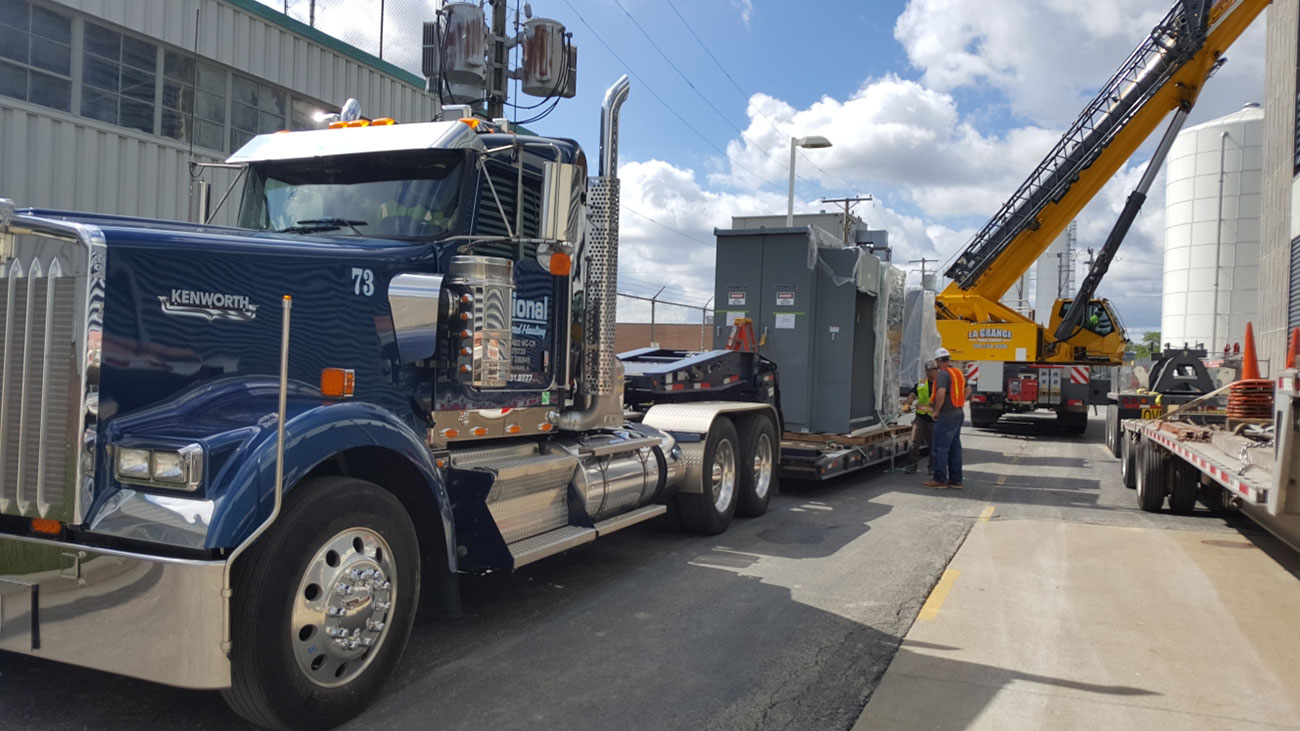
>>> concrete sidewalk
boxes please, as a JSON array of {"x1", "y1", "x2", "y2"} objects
[{"x1": 854, "y1": 515, "x2": 1300, "y2": 730}]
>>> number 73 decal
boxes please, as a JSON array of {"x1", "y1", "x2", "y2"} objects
[{"x1": 352, "y1": 267, "x2": 375, "y2": 296}]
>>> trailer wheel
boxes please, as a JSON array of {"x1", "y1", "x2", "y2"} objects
[
  {"x1": 971, "y1": 407, "x2": 999, "y2": 428},
  {"x1": 1136, "y1": 440, "x2": 1166, "y2": 512},
  {"x1": 1105, "y1": 405, "x2": 1121, "y2": 457},
  {"x1": 736, "y1": 416, "x2": 777, "y2": 518},
  {"x1": 222, "y1": 477, "x2": 420, "y2": 731},
  {"x1": 1120, "y1": 429, "x2": 1137, "y2": 489},
  {"x1": 1169, "y1": 461, "x2": 1199, "y2": 514},
  {"x1": 678, "y1": 418, "x2": 740, "y2": 535}
]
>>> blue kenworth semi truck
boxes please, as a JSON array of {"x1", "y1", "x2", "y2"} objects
[{"x1": 0, "y1": 78, "x2": 781, "y2": 730}]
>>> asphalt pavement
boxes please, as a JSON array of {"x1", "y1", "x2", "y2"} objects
[{"x1": 1, "y1": 411, "x2": 1291, "y2": 731}]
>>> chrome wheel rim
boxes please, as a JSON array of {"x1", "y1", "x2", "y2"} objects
[
  {"x1": 752, "y1": 433, "x2": 773, "y2": 500},
  {"x1": 291, "y1": 527, "x2": 397, "y2": 688},
  {"x1": 711, "y1": 438, "x2": 737, "y2": 513}
]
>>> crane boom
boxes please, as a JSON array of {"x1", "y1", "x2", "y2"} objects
[{"x1": 937, "y1": 0, "x2": 1267, "y2": 328}]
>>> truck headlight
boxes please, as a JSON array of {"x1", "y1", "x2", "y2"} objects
[
  {"x1": 116, "y1": 448, "x2": 151, "y2": 480},
  {"x1": 116, "y1": 444, "x2": 204, "y2": 491}
]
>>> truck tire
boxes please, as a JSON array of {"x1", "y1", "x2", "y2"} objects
[
  {"x1": 222, "y1": 476, "x2": 421, "y2": 731},
  {"x1": 736, "y1": 415, "x2": 777, "y2": 518},
  {"x1": 678, "y1": 418, "x2": 740, "y2": 535},
  {"x1": 1105, "y1": 405, "x2": 1121, "y2": 457},
  {"x1": 1136, "y1": 440, "x2": 1166, "y2": 513},
  {"x1": 970, "y1": 407, "x2": 999, "y2": 428},
  {"x1": 1058, "y1": 411, "x2": 1088, "y2": 435},
  {"x1": 1120, "y1": 428, "x2": 1137, "y2": 489},
  {"x1": 1169, "y1": 460, "x2": 1199, "y2": 514}
]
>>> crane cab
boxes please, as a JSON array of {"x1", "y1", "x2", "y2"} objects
[{"x1": 1048, "y1": 298, "x2": 1127, "y2": 363}]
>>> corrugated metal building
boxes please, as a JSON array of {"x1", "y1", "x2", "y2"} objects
[
  {"x1": 0, "y1": 0, "x2": 436, "y2": 224},
  {"x1": 1259, "y1": 0, "x2": 1300, "y2": 372}
]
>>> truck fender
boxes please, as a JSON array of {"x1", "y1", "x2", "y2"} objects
[
  {"x1": 208, "y1": 400, "x2": 455, "y2": 574},
  {"x1": 642, "y1": 402, "x2": 779, "y2": 494}
]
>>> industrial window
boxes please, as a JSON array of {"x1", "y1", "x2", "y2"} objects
[
  {"x1": 289, "y1": 97, "x2": 335, "y2": 131},
  {"x1": 0, "y1": 0, "x2": 72, "y2": 112},
  {"x1": 230, "y1": 74, "x2": 286, "y2": 152},
  {"x1": 81, "y1": 21, "x2": 158, "y2": 133},
  {"x1": 160, "y1": 50, "x2": 226, "y2": 151},
  {"x1": 1289, "y1": 237, "x2": 1300, "y2": 329}
]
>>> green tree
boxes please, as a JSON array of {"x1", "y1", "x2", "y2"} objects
[{"x1": 1134, "y1": 330, "x2": 1161, "y2": 359}]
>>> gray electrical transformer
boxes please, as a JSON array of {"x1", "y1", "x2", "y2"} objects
[{"x1": 713, "y1": 216, "x2": 902, "y2": 435}]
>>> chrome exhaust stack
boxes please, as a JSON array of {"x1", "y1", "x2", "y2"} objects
[{"x1": 558, "y1": 75, "x2": 629, "y2": 432}]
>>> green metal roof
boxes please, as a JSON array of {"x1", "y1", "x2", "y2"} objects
[{"x1": 224, "y1": 0, "x2": 427, "y2": 89}]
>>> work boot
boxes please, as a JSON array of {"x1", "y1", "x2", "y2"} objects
[
  {"x1": 920, "y1": 480, "x2": 947, "y2": 489},
  {"x1": 946, "y1": 482, "x2": 963, "y2": 489},
  {"x1": 904, "y1": 465, "x2": 917, "y2": 474}
]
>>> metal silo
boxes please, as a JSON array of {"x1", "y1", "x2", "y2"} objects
[{"x1": 1161, "y1": 103, "x2": 1264, "y2": 352}]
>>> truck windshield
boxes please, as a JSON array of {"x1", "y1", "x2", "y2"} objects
[{"x1": 238, "y1": 151, "x2": 464, "y2": 240}]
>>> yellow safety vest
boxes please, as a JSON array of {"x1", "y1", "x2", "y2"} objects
[{"x1": 916, "y1": 380, "x2": 934, "y2": 416}]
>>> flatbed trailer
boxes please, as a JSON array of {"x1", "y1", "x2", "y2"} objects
[
  {"x1": 621, "y1": 348, "x2": 913, "y2": 482},
  {"x1": 1119, "y1": 371, "x2": 1300, "y2": 553}
]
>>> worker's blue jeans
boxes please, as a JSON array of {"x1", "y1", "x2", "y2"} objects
[{"x1": 931, "y1": 409, "x2": 964, "y2": 484}]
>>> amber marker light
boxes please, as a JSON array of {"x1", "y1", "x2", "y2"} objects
[
  {"x1": 320, "y1": 368, "x2": 356, "y2": 398},
  {"x1": 371, "y1": 118, "x2": 396, "y2": 126},
  {"x1": 345, "y1": 119, "x2": 370, "y2": 127},
  {"x1": 548, "y1": 252, "x2": 572, "y2": 276},
  {"x1": 31, "y1": 518, "x2": 61, "y2": 535},
  {"x1": 506, "y1": 424, "x2": 521, "y2": 434},
  {"x1": 328, "y1": 121, "x2": 346, "y2": 129},
  {"x1": 470, "y1": 427, "x2": 488, "y2": 437},
  {"x1": 440, "y1": 428, "x2": 460, "y2": 439}
]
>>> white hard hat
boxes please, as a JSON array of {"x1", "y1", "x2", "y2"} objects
[{"x1": 934, "y1": 347, "x2": 951, "y2": 360}]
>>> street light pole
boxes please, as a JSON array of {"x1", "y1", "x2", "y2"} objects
[{"x1": 786, "y1": 135, "x2": 833, "y2": 227}]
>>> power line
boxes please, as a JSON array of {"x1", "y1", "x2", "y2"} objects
[
  {"x1": 620, "y1": 204, "x2": 716, "y2": 247},
  {"x1": 559, "y1": 0, "x2": 809, "y2": 195},
  {"x1": 609, "y1": 0, "x2": 833, "y2": 195},
  {"x1": 662, "y1": 0, "x2": 858, "y2": 193}
]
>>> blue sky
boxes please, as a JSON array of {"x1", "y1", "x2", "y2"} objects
[{"x1": 275, "y1": 0, "x2": 1268, "y2": 334}]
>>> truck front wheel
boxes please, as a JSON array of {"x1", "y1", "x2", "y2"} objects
[
  {"x1": 222, "y1": 476, "x2": 421, "y2": 731},
  {"x1": 678, "y1": 418, "x2": 740, "y2": 535}
]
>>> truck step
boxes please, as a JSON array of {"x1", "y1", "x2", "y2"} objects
[
  {"x1": 594, "y1": 504, "x2": 667, "y2": 536},
  {"x1": 509, "y1": 526, "x2": 596, "y2": 568}
]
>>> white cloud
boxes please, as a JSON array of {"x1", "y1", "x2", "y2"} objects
[
  {"x1": 614, "y1": 160, "x2": 961, "y2": 322},
  {"x1": 732, "y1": 0, "x2": 754, "y2": 28}
]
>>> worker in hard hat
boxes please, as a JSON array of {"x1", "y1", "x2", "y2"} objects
[
  {"x1": 923, "y1": 347, "x2": 966, "y2": 489},
  {"x1": 901, "y1": 360, "x2": 939, "y2": 475}
]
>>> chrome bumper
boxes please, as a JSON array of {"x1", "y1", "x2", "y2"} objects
[{"x1": 0, "y1": 532, "x2": 230, "y2": 689}]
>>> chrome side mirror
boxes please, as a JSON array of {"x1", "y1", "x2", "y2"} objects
[{"x1": 539, "y1": 161, "x2": 582, "y2": 245}]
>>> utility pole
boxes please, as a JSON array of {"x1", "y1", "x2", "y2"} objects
[
  {"x1": 649, "y1": 287, "x2": 666, "y2": 347},
  {"x1": 819, "y1": 195, "x2": 873, "y2": 244},
  {"x1": 909, "y1": 257, "x2": 937, "y2": 290},
  {"x1": 700, "y1": 295, "x2": 713, "y2": 350},
  {"x1": 308, "y1": 0, "x2": 315, "y2": 27},
  {"x1": 488, "y1": 0, "x2": 508, "y2": 118},
  {"x1": 379, "y1": 0, "x2": 385, "y2": 59}
]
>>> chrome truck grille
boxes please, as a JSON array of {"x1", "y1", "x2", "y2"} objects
[{"x1": 0, "y1": 203, "x2": 102, "y2": 523}]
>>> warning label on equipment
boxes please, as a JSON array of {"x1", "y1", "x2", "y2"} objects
[
  {"x1": 728, "y1": 291, "x2": 746, "y2": 306},
  {"x1": 776, "y1": 291, "x2": 795, "y2": 306}
]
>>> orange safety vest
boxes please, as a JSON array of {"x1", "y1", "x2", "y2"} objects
[{"x1": 942, "y1": 366, "x2": 966, "y2": 408}]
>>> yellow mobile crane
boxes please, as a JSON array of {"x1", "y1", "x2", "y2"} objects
[{"x1": 937, "y1": 0, "x2": 1268, "y2": 432}]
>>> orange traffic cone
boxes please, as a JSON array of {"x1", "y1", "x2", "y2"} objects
[
  {"x1": 1242, "y1": 322, "x2": 1260, "y2": 380},
  {"x1": 1287, "y1": 327, "x2": 1300, "y2": 369}
]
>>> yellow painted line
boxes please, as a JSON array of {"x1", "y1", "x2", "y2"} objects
[
  {"x1": 978, "y1": 505, "x2": 995, "y2": 522},
  {"x1": 918, "y1": 569, "x2": 961, "y2": 621}
]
